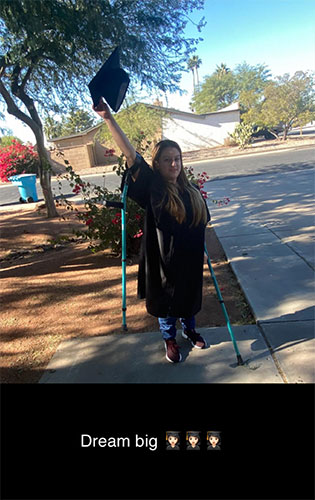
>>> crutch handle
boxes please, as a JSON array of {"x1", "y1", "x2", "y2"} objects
[{"x1": 104, "y1": 200, "x2": 124, "y2": 209}]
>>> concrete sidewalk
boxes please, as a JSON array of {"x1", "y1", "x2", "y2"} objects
[
  {"x1": 40, "y1": 325, "x2": 283, "y2": 383},
  {"x1": 206, "y1": 168, "x2": 315, "y2": 383},
  {"x1": 39, "y1": 168, "x2": 314, "y2": 384}
]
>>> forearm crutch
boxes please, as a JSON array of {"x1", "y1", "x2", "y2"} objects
[
  {"x1": 104, "y1": 170, "x2": 131, "y2": 331},
  {"x1": 204, "y1": 242, "x2": 244, "y2": 365}
]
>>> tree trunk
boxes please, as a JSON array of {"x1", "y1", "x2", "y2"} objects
[
  {"x1": 0, "y1": 77, "x2": 58, "y2": 218},
  {"x1": 34, "y1": 129, "x2": 59, "y2": 218},
  {"x1": 196, "y1": 67, "x2": 200, "y2": 88},
  {"x1": 191, "y1": 68, "x2": 196, "y2": 93}
]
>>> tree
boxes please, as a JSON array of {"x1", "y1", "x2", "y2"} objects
[
  {"x1": 59, "y1": 109, "x2": 97, "y2": 137},
  {"x1": 234, "y1": 62, "x2": 271, "y2": 114},
  {"x1": 187, "y1": 55, "x2": 202, "y2": 93},
  {"x1": 0, "y1": 0, "x2": 205, "y2": 217},
  {"x1": 214, "y1": 63, "x2": 230, "y2": 77},
  {"x1": 192, "y1": 61, "x2": 271, "y2": 114},
  {"x1": 0, "y1": 135, "x2": 22, "y2": 146},
  {"x1": 43, "y1": 116, "x2": 63, "y2": 141},
  {"x1": 44, "y1": 109, "x2": 97, "y2": 140},
  {"x1": 192, "y1": 70, "x2": 237, "y2": 113},
  {"x1": 250, "y1": 71, "x2": 315, "y2": 140},
  {"x1": 97, "y1": 102, "x2": 166, "y2": 155}
]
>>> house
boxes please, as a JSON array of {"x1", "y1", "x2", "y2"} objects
[
  {"x1": 48, "y1": 123, "x2": 111, "y2": 174},
  {"x1": 160, "y1": 102, "x2": 240, "y2": 151},
  {"x1": 48, "y1": 102, "x2": 240, "y2": 172}
]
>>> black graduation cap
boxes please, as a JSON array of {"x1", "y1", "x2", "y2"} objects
[
  {"x1": 88, "y1": 47, "x2": 130, "y2": 112},
  {"x1": 186, "y1": 431, "x2": 200, "y2": 439},
  {"x1": 166, "y1": 431, "x2": 180, "y2": 439}
]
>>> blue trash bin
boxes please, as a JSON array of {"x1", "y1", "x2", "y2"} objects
[{"x1": 8, "y1": 174, "x2": 38, "y2": 203}]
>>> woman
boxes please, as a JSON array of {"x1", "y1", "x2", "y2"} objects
[
  {"x1": 166, "y1": 431, "x2": 180, "y2": 450},
  {"x1": 207, "y1": 431, "x2": 221, "y2": 450},
  {"x1": 93, "y1": 99, "x2": 210, "y2": 363},
  {"x1": 186, "y1": 431, "x2": 200, "y2": 450}
]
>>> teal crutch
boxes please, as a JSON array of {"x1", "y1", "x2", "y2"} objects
[
  {"x1": 104, "y1": 169, "x2": 132, "y2": 331},
  {"x1": 204, "y1": 242, "x2": 244, "y2": 365}
]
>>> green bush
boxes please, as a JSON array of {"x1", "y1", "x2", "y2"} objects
[
  {"x1": 55, "y1": 152, "x2": 144, "y2": 256},
  {"x1": 229, "y1": 123, "x2": 255, "y2": 149}
]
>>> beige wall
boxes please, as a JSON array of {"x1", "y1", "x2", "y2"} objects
[
  {"x1": 50, "y1": 144, "x2": 91, "y2": 172},
  {"x1": 49, "y1": 126, "x2": 117, "y2": 172}
]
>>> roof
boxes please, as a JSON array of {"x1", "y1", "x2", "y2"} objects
[
  {"x1": 48, "y1": 122, "x2": 103, "y2": 143},
  {"x1": 144, "y1": 101, "x2": 239, "y2": 118}
]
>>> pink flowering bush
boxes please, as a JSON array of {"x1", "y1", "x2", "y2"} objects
[
  {"x1": 55, "y1": 150, "x2": 144, "y2": 256},
  {"x1": 185, "y1": 166, "x2": 231, "y2": 206},
  {"x1": 0, "y1": 140, "x2": 40, "y2": 182},
  {"x1": 185, "y1": 167, "x2": 210, "y2": 199}
]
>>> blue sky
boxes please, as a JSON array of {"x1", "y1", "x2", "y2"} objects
[
  {"x1": 3, "y1": 0, "x2": 315, "y2": 142},
  {"x1": 187, "y1": 0, "x2": 314, "y2": 77},
  {"x1": 163, "y1": 0, "x2": 315, "y2": 109}
]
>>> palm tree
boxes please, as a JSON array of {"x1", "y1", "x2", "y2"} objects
[
  {"x1": 187, "y1": 55, "x2": 202, "y2": 93},
  {"x1": 215, "y1": 63, "x2": 230, "y2": 77}
]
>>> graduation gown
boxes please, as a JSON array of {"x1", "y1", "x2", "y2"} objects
[{"x1": 121, "y1": 153, "x2": 211, "y2": 319}]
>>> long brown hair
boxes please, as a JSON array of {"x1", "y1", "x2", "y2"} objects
[{"x1": 151, "y1": 140, "x2": 208, "y2": 227}]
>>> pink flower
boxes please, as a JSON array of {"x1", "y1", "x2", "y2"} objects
[
  {"x1": 85, "y1": 218, "x2": 93, "y2": 226},
  {"x1": 72, "y1": 184, "x2": 82, "y2": 194},
  {"x1": 133, "y1": 229, "x2": 143, "y2": 239},
  {"x1": 104, "y1": 148, "x2": 116, "y2": 157}
]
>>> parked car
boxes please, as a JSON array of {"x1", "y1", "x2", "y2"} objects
[{"x1": 251, "y1": 125, "x2": 283, "y2": 140}]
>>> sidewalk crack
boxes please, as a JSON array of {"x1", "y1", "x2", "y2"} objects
[
  {"x1": 256, "y1": 321, "x2": 289, "y2": 383},
  {"x1": 265, "y1": 226, "x2": 314, "y2": 271}
]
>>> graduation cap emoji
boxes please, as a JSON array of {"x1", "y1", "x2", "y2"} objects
[{"x1": 88, "y1": 47, "x2": 130, "y2": 112}]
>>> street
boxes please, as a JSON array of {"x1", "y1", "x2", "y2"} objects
[{"x1": 0, "y1": 146, "x2": 314, "y2": 207}]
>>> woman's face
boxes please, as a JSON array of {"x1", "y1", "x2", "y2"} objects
[
  {"x1": 188, "y1": 436, "x2": 199, "y2": 447},
  {"x1": 156, "y1": 147, "x2": 182, "y2": 184},
  {"x1": 209, "y1": 436, "x2": 219, "y2": 446},
  {"x1": 168, "y1": 436, "x2": 178, "y2": 447}
]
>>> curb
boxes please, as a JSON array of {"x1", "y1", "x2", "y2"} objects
[
  {"x1": 183, "y1": 142, "x2": 315, "y2": 165},
  {"x1": 224, "y1": 254, "x2": 289, "y2": 383}
]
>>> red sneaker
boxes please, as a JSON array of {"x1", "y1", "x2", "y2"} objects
[
  {"x1": 182, "y1": 329, "x2": 207, "y2": 349},
  {"x1": 164, "y1": 339, "x2": 182, "y2": 363}
]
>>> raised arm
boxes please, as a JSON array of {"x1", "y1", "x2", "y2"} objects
[{"x1": 93, "y1": 99, "x2": 138, "y2": 174}]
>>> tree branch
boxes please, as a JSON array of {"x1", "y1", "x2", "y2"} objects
[
  {"x1": 0, "y1": 56, "x2": 6, "y2": 79},
  {"x1": 0, "y1": 77, "x2": 40, "y2": 137},
  {"x1": 10, "y1": 65, "x2": 42, "y2": 131},
  {"x1": 21, "y1": 66, "x2": 33, "y2": 90}
]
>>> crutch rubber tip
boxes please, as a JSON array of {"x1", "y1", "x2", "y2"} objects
[{"x1": 237, "y1": 354, "x2": 244, "y2": 366}]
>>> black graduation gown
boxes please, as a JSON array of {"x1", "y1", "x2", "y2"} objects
[
  {"x1": 186, "y1": 444, "x2": 200, "y2": 450},
  {"x1": 121, "y1": 153, "x2": 211, "y2": 319}
]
